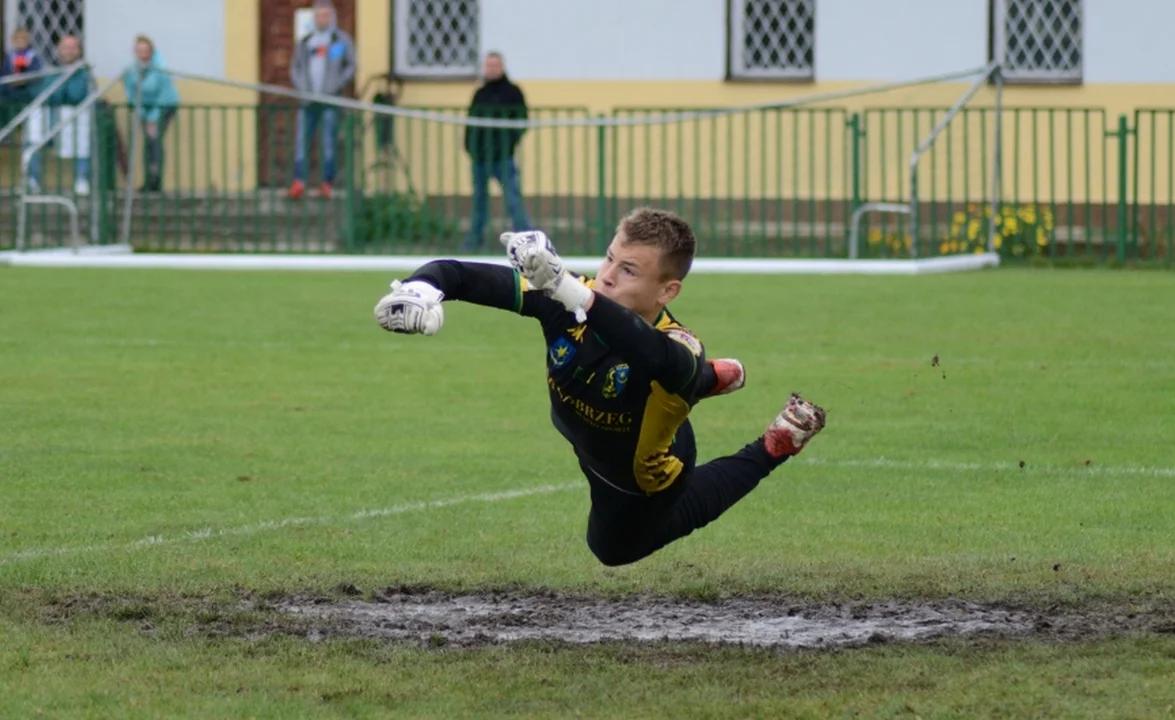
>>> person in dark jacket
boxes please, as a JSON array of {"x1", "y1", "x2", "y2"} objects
[
  {"x1": 463, "y1": 51, "x2": 531, "y2": 250},
  {"x1": 1, "y1": 28, "x2": 43, "y2": 103}
]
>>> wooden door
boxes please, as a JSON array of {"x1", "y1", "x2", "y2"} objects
[{"x1": 257, "y1": 0, "x2": 355, "y2": 187}]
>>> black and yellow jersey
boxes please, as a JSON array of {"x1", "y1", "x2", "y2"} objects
[{"x1": 407, "y1": 259, "x2": 706, "y2": 495}]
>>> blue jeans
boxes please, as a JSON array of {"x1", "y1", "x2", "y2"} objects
[
  {"x1": 294, "y1": 105, "x2": 338, "y2": 183},
  {"x1": 465, "y1": 159, "x2": 531, "y2": 250}
]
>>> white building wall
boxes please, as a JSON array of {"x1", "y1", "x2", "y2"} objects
[
  {"x1": 480, "y1": 0, "x2": 724, "y2": 81},
  {"x1": 481, "y1": 0, "x2": 1175, "y2": 84},
  {"x1": 814, "y1": 0, "x2": 988, "y2": 81},
  {"x1": 83, "y1": 0, "x2": 224, "y2": 79},
  {"x1": 1083, "y1": 0, "x2": 1175, "y2": 83}
]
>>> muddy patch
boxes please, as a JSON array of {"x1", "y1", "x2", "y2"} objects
[{"x1": 260, "y1": 589, "x2": 1173, "y2": 650}]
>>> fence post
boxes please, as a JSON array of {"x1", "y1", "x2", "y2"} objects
[
  {"x1": 847, "y1": 113, "x2": 862, "y2": 212},
  {"x1": 1114, "y1": 114, "x2": 1131, "y2": 263},
  {"x1": 94, "y1": 105, "x2": 110, "y2": 245},
  {"x1": 595, "y1": 115, "x2": 608, "y2": 252},
  {"x1": 343, "y1": 112, "x2": 357, "y2": 253}
]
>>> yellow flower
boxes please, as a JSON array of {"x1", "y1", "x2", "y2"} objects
[
  {"x1": 1019, "y1": 207, "x2": 1036, "y2": 224},
  {"x1": 953, "y1": 211, "x2": 966, "y2": 225},
  {"x1": 967, "y1": 219, "x2": 980, "y2": 240},
  {"x1": 1004, "y1": 218, "x2": 1018, "y2": 234},
  {"x1": 994, "y1": 235, "x2": 1003, "y2": 249},
  {"x1": 867, "y1": 228, "x2": 882, "y2": 244},
  {"x1": 975, "y1": 247, "x2": 984, "y2": 254},
  {"x1": 1037, "y1": 229, "x2": 1048, "y2": 247}
]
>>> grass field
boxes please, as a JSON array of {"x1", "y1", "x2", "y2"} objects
[{"x1": 3, "y1": 264, "x2": 1175, "y2": 718}]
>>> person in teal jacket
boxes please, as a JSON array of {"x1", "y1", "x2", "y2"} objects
[
  {"x1": 28, "y1": 35, "x2": 93, "y2": 195},
  {"x1": 122, "y1": 35, "x2": 179, "y2": 192}
]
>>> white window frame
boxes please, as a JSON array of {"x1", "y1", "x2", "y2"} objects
[
  {"x1": 727, "y1": 0, "x2": 815, "y2": 81},
  {"x1": 11, "y1": 0, "x2": 85, "y2": 62},
  {"x1": 393, "y1": 0, "x2": 480, "y2": 79},
  {"x1": 992, "y1": 0, "x2": 1083, "y2": 84}
]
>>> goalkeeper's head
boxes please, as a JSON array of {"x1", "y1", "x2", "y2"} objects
[{"x1": 594, "y1": 207, "x2": 696, "y2": 322}]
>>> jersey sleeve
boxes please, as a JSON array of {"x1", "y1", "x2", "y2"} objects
[
  {"x1": 405, "y1": 259, "x2": 565, "y2": 321},
  {"x1": 584, "y1": 294, "x2": 701, "y2": 396}
]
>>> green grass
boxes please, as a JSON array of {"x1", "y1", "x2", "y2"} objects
[{"x1": 3, "y1": 266, "x2": 1175, "y2": 717}]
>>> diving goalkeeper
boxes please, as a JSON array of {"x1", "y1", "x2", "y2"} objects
[{"x1": 373, "y1": 207, "x2": 826, "y2": 566}]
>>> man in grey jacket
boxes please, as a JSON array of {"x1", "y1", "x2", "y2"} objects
[{"x1": 288, "y1": 0, "x2": 356, "y2": 199}]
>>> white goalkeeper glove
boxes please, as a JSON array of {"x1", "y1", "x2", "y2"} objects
[
  {"x1": 500, "y1": 231, "x2": 591, "y2": 323},
  {"x1": 373, "y1": 280, "x2": 445, "y2": 335}
]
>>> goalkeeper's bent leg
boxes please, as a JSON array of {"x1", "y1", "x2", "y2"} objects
[
  {"x1": 585, "y1": 440, "x2": 783, "y2": 567},
  {"x1": 584, "y1": 393, "x2": 825, "y2": 567}
]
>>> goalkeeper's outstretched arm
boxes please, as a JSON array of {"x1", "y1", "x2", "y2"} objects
[
  {"x1": 374, "y1": 259, "x2": 565, "y2": 335},
  {"x1": 582, "y1": 293, "x2": 699, "y2": 396},
  {"x1": 406, "y1": 259, "x2": 528, "y2": 314}
]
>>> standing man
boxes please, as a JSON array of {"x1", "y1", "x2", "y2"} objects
[
  {"x1": 463, "y1": 51, "x2": 530, "y2": 251},
  {"x1": 289, "y1": 0, "x2": 356, "y2": 199}
]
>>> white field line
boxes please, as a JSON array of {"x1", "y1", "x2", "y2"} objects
[
  {"x1": 3, "y1": 457, "x2": 1174, "y2": 567},
  {"x1": 797, "y1": 456, "x2": 1175, "y2": 479},
  {"x1": 0, "y1": 483, "x2": 578, "y2": 567}
]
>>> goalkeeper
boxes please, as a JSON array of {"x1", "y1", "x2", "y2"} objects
[{"x1": 373, "y1": 207, "x2": 826, "y2": 567}]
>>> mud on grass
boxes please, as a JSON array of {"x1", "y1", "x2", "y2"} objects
[{"x1": 27, "y1": 586, "x2": 1175, "y2": 652}]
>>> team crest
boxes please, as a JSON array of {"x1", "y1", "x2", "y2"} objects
[
  {"x1": 602, "y1": 363, "x2": 629, "y2": 399},
  {"x1": 548, "y1": 336, "x2": 577, "y2": 369}
]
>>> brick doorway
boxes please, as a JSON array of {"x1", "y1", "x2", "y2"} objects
[{"x1": 257, "y1": 0, "x2": 355, "y2": 188}]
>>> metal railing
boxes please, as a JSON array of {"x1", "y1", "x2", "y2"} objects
[
  {"x1": 849, "y1": 61, "x2": 1002, "y2": 259},
  {"x1": 1, "y1": 76, "x2": 1171, "y2": 265}
]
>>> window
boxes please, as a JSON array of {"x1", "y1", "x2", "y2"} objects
[
  {"x1": 727, "y1": 0, "x2": 815, "y2": 81},
  {"x1": 15, "y1": 0, "x2": 84, "y2": 61},
  {"x1": 992, "y1": 0, "x2": 1082, "y2": 83},
  {"x1": 393, "y1": 0, "x2": 480, "y2": 78}
]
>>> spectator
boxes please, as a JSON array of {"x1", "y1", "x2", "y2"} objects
[
  {"x1": 288, "y1": 0, "x2": 356, "y2": 199},
  {"x1": 463, "y1": 51, "x2": 530, "y2": 251},
  {"x1": 121, "y1": 34, "x2": 179, "y2": 192},
  {"x1": 1, "y1": 28, "x2": 43, "y2": 104},
  {"x1": 28, "y1": 35, "x2": 93, "y2": 195},
  {"x1": 2, "y1": 28, "x2": 43, "y2": 190}
]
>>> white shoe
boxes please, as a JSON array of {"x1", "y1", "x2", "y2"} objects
[{"x1": 75, "y1": 179, "x2": 90, "y2": 196}]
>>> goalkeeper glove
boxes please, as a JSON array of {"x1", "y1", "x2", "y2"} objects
[
  {"x1": 373, "y1": 280, "x2": 445, "y2": 335},
  {"x1": 500, "y1": 231, "x2": 591, "y2": 323}
]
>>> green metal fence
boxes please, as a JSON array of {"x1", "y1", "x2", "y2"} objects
[
  {"x1": 856, "y1": 107, "x2": 1124, "y2": 261},
  {"x1": 0, "y1": 100, "x2": 1169, "y2": 265}
]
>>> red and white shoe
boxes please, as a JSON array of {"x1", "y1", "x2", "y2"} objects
[
  {"x1": 703, "y1": 358, "x2": 746, "y2": 398},
  {"x1": 763, "y1": 392, "x2": 827, "y2": 458}
]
